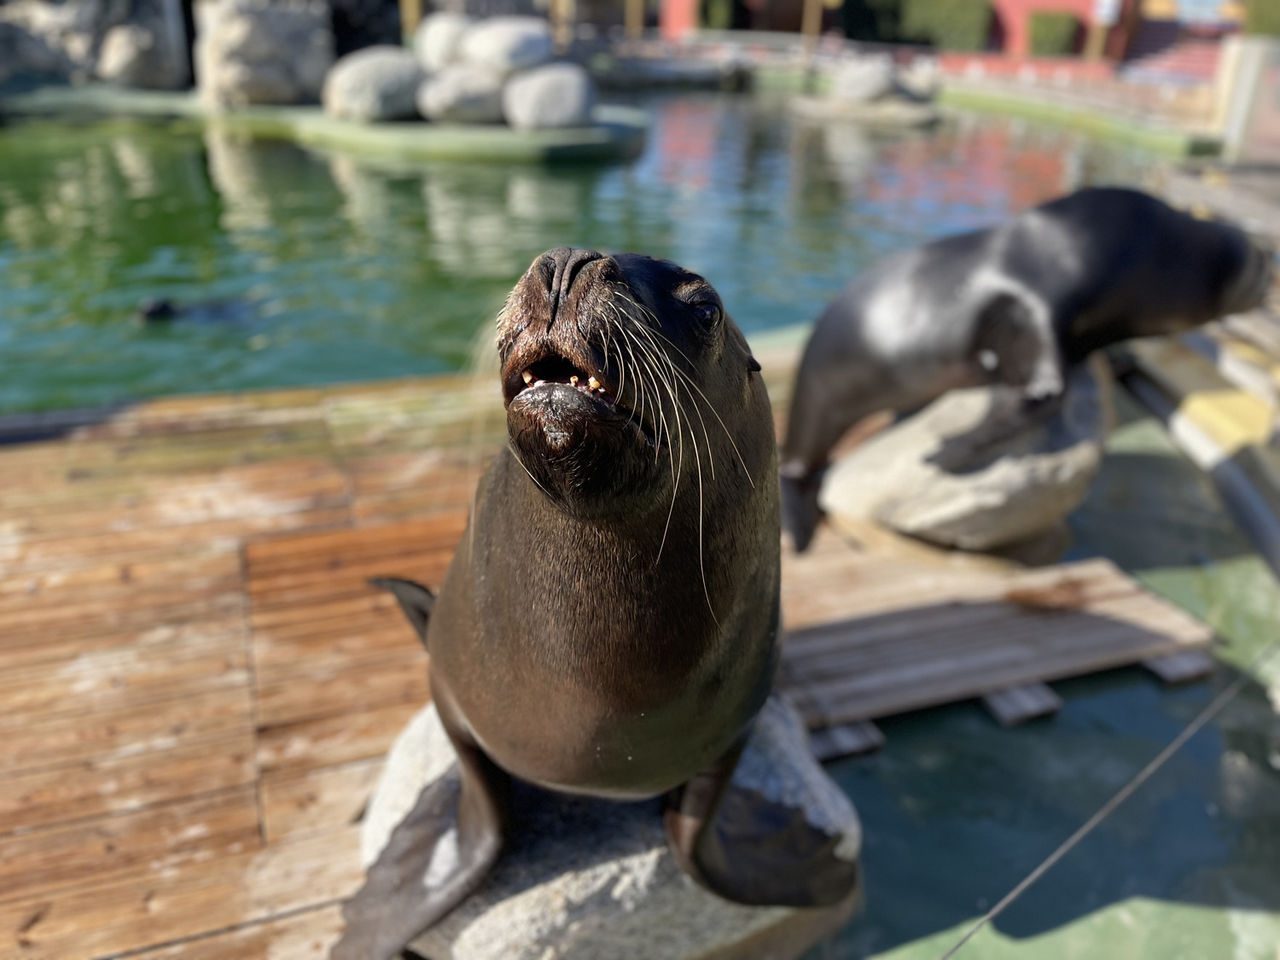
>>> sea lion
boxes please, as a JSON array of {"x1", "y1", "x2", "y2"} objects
[
  {"x1": 781, "y1": 186, "x2": 1276, "y2": 552},
  {"x1": 333, "y1": 248, "x2": 859, "y2": 959},
  {"x1": 135, "y1": 297, "x2": 256, "y2": 327}
]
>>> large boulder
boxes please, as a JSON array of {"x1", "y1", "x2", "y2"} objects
[
  {"x1": 458, "y1": 16, "x2": 552, "y2": 75},
  {"x1": 417, "y1": 64, "x2": 504, "y2": 124},
  {"x1": 502, "y1": 62, "x2": 595, "y2": 130},
  {"x1": 323, "y1": 45, "x2": 425, "y2": 122},
  {"x1": 96, "y1": 23, "x2": 184, "y2": 90},
  {"x1": 820, "y1": 359, "x2": 1113, "y2": 552},
  {"x1": 195, "y1": 0, "x2": 334, "y2": 108},
  {"x1": 361, "y1": 695, "x2": 862, "y2": 960},
  {"x1": 413, "y1": 11, "x2": 471, "y2": 72}
]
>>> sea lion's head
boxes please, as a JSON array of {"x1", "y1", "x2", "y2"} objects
[{"x1": 497, "y1": 247, "x2": 771, "y2": 519}]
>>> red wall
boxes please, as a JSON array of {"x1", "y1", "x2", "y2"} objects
[{"x1": 991, "y1": 0, "x2": 1098, "y2": 56}]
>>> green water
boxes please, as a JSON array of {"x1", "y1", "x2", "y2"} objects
[{"x1": 0, "y1": 95, "x2": 1155, "y2": 414}]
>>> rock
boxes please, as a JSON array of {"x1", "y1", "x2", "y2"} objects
[
  {"x1": 195, "y1": 0, "x2": 334, "y2": 109},
  {"x1": 413, "y1": 11, "x2": 471, "y2": 72},
  {"x1": 417, "y1": 64, "x2": 504, "y2": 124},
  {"x1": 458, "y1": 16, "x2": 552, "y2": 75},
  {"x1": 829, "y1": 55, "x2": 897, "y2": 103},
  {"x1": 361, "y1": 695, "x2": 862, "y2": 960},
  {"x1": 0, "y1": 20, "x2": 63, "y2": 84},
  {"x1": 96, "y1": 23, "x2": 183, "y2": 90},
  {"x1": 820, "y1": 358, "x2": 1113, "y2": 552},
  {"x1": 502, "y1": 62, "x2": 595, "y2": 130},
  {"x1": 323, "y1": 45, "x2": 425, "y2": 122}
]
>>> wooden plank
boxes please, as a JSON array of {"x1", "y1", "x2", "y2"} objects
[
  {"x1": 981, "y1": 683, "x2": 1064, "y2": 727},
  {"x1": 808, "y1": 721, "x2": 885, "y2": 761},
  {"x1": 0, "y1": 788, "x2": 261, "y2": 905},
  {"x1": 261, "y1": 760, "x2": 384, "y2": 843},
  {"x1": 127, "y1": 904, "x2": 344, "y2": 959},
  {"x1": 1143, "y1": 649, "x2": 1217, "y2": 684},
  {"x1": 0, "y1": 686, "x2": 253, "y2": 776},
  {"x1": 257, "y1": 701, "x2": 421, "y2": 775},
  {"x1": 0, "y1": 629, "x2": 247, "y2": 725},
  {"x1": 0, "y1": 731, "x2": 256, "y2": 833},
  {"x1": 0, "y1": 827, "x2": 360, "y2": 960},
  {"x1": 255, "y1": 648, "x2": 427, "y2": 728}
]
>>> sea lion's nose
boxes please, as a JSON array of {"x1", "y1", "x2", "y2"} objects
[{"x1": 542, "y1": 247, "x2": 605, "y2": 328}]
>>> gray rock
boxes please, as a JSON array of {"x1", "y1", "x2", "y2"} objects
[
  {"x1": 195, "y1": 0, "x2": 334, "y2": 109},
  {"x1": 459, "y1": 16, "x2": 552, "y2": 75},
  {"x1": 820, "y1": 359, "x2": 1113, "y2": 552},
  {"x1": 96, "y1": 23, "x2": 183, "y2": 89},
  {"x1": 323, "y1": 45, "x2": 425, "y2": 122},
  {"x1": 362, "y1": 695, "x2": 862, "y2": 960},
  {"x1": 502, "y1": 62, "x2": 595, "y2": 130},
  {"x1": 413, "y1": 11, "x2": 471, "y2": 72},
  {"x1": 417, "y1": 64, "x2": 504, "y2": 124}
]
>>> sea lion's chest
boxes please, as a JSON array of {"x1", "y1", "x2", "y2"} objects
[{"x1": 428, "y1": 527, "x2": 777, "y2": 798}]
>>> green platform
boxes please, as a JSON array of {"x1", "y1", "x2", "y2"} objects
[{"x1": 0, "y1": 85, "x2": 648, "y2": 165}]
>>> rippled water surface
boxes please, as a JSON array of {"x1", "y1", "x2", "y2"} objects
[{"x1": 0, "y1": 95, "x2": 1159, "y2": 413}]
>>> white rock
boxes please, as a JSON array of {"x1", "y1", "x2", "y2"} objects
[
  {"x1": 502, "y1": 61, "x2": 595, "y2": 130},
  {"x1": 413, "y1": 11, "x2": 471, "y2": 72},
  {"x1": 96, "y1": 24, "x2": 183, "y2": 90},
  {"x1": 820, "y1": 358, "x2": 1112, "y2": 551},
  {"x1": 361, "y1": 695, "x2": 862, "y2": 960},
  {"x1": 417, "y1": 64, "x2": 505, "y2": 123},
  {"x1": 323, "y1": 45, "x2": 425, "y2": 122},
  {"x1": 829, "y1": 55, "x2": 898, "y2": 103},
  {"x1": 459, "y1": 15, "x2": 552, "y2": 75},
  {"x1": 194, "y1": 0, "x2": 334, "y2": 108}
]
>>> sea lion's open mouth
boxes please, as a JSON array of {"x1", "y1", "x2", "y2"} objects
[{"x1": 510, "y1": 352, "x2": 614, "y2": 406}]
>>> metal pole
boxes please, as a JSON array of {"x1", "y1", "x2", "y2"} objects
[
  {"x1": 626, "y1": 0, "x2": 644, "y2": 41},
  {"x1": 400, "y1": 0, "x2": 424, "y2": 40}
]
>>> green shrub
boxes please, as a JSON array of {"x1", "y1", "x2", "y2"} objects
[
  {"x1": 901, "y1": 0, "x2": 992, "y2": 52},
  {"x1": 841, "y1": 0, "x2": 907, "y2": 43},
  {"x1": 1246, "y1": 0, "x2": 1280, "y2": 36},
  {"x1": 1029, "y1": 11, "x2": 1081, "y2": 56}
]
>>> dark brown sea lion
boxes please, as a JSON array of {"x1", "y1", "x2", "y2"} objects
[
  {"x1": 332, "y1": 248, "x2": 859, "y2": 959},
  {"x1": 781, "y1": 186, "x2": 1276, "y2": 552}
]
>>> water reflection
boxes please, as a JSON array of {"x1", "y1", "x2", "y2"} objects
[{"x1": 0, "y1": 98, "x2": 1160, "y2": 412}]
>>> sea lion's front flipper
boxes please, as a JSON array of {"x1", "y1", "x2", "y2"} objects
[
  {"x1": 332, "y1": 723, "x2": 509, "y2": 960},
  {"x1": 370, "y1": 577, "x2": 436, "y2": 649},
  {"x1": 664, "y1": 741, "x2": 859, "y2": 908}
]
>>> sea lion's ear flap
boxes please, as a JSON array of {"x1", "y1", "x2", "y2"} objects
[
  {"x1": 747, "y1": 355, "x2": 761, "y2": 374},
  {"x1": 369, "y1": 577, "x2": 436, "y2": 647}
]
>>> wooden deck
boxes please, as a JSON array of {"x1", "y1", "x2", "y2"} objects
[{"x1": 0, "y1": 348, "x2": 1214, "y2": 959}]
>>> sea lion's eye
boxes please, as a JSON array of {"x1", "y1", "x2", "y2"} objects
[{"x1": 691, "y1": 301, "x2": 722, "y2": 327}]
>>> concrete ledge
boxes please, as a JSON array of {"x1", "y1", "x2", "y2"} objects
[
  {"x1": 1119, "y1": 337, "x2": 1280, "y2": 576},
  {"x1": 939, "y1": 82, "x2": 1222, "y2": 157},
  {"x1": 0, "y1": 85, "x2": 648, "y2": 165}
]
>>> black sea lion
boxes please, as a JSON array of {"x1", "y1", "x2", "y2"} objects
[
  {"x1": 781, "y1": 186, "x2": 1276, "y2": 552},
  {"x1": 332, "y1": 248, "x2": 859, "y2": 959}
]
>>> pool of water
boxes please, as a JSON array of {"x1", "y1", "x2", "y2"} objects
[{"x1": 0, "y1": 95, "x2": 1161, "y2": 414}]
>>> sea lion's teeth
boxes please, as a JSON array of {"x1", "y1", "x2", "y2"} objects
[
  {"x1": 570, "y1": 375, "x2": 579, "y2": 386},
  {"x1": 588, "y1": 377, "x2": 601, "y2": 390},
  {"x1": 522, "y1": 370, "x2": 533, "y2": 384}
]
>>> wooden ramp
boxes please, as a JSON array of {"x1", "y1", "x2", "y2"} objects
[{"x1": 0, "y1": 358, "x2": 1215, "y2": 958}]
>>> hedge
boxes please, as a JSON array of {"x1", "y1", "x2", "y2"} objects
[
  {"x1": 901, "y1": 0, "x2": 991, "y2": 52},
  {"x1": 1029, "y1": 11, "x2": 1081, "y2": 56},
  {"x1": 1245, "y1": 0, "x2": 1280, "y2": 36}
]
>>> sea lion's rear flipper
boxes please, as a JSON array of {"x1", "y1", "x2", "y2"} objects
[
  {"x1": 664, "y1": 742, "x2": 859, "y2": 908},
  {"x1": 780, "y1": 470, "x2": 823, "y2": 554},
  {"x1": 370, "y1": 577, "x2": 436, "y2": 649},
  {"x1": 332, "y1": 725, "x2": 509, "y2": 960}
]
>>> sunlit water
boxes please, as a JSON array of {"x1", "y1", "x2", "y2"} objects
[{"x1": 0, "y1": 95, "x2": 1161, "y2": 414}]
